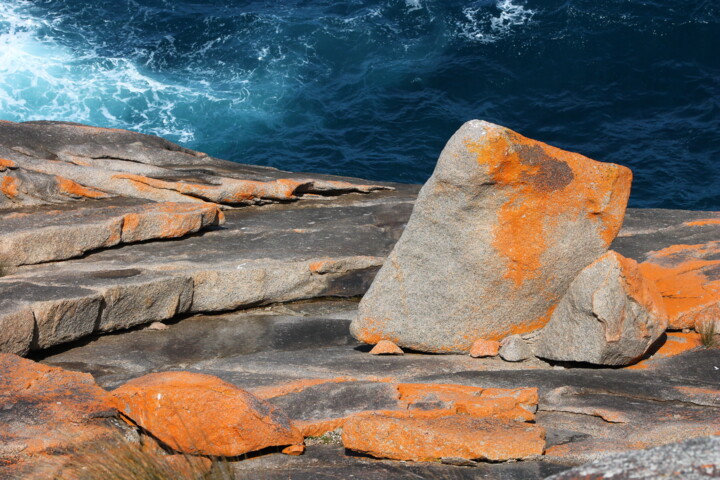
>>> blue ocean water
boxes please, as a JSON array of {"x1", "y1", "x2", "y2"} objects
[{"x1": 0, "y1": 0, "x2": 718, "y2": 209}]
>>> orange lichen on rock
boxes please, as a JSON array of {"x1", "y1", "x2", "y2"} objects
[
  {"x1": 56, "y1": 176, "x2": 109, "y2": 199},
  {"x1": 0, "y1": 353, "x2": 117, "y2": 459},
  {"x1": 1, "y1": 175, "x2": 19, "y2": 198},
  {"x1": 627, "y1": 332, "x2": 703, "y2": 369},
  {"x1": 120, "y1": 202, "x2": 223, "y2": 243},
  {"x1": 639, "y1": 242, "x2": 720, "y2": 330},
  {"x1": 673, "y1": 386, "x2": 720, "y2": 406},
  {"x1": 370, "y1": 340, "x2": 404, "y2": 355},
  {"x1": 0, "y1": 158, "x2": 17, "y2": 170},
  {"x1": 251, "y1": 377, "x2": 355, "y2": 400},
  {"x1": 685, "y1": 218, "x2": 720, "y2": 227},
  {"x1": 464, "y1": 129, "x2": 631, "y2": 288},
  {"x1": 469, "y1": 338, "x2": 501, "y2": 357},
  {"x1": 342, "y1": 414, "x2": 545, "y2": 462},
  {"x1": 396, "y1": 383, "x2": 537, "y2": 422},
  {"x1": 281, "y1": 444, "x2": 306, "y2": 456},
  {"x1": 111, "y1": 371, "x2": 303, "y2": 457}
]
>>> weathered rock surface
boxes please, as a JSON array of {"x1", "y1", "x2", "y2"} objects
[
  {"x1": 342, "y1": 414, "x2": 545, "y2": 462},
  {"x1": 639, "y1": 242, "x2": 720, "y2": 331},
  {"x1": 546, "y1": 435, "x2": 720, "y2": 480},
  {"x1": 0, "y1": 120, "x2": 391, "y2": 209},
  {"x1": 0, "y1": 198, "x2": 223, "y2": 268},
  {"x1": 352, "y1": 120, "x2": 632, "y2": 353},
  {"x1": 536, "y1": 251, "x2": 668, "y2": 365},
  {"x1": 0, "y1": 353, "x2": 120, "y2": 479},
  {"x1": 470, "y1": 338, "x2": 501, "y2": 358},
  {"x1": 111, "y1": 371, "x2": 304, "y2": 456}
]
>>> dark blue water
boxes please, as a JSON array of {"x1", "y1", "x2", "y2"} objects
[{"x1": 1, "y1": 1, "x2": 718, "y2": 209}]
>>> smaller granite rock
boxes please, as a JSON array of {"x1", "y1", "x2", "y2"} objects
[
  {"x1": 370, "y1": 340, "x2": 404, "y2": 355},
  {"x1": 111, "y1": 371, "x2": 303, "y2": 457},
  {"x1": 342, "y1": 414, "x2": 545, "y2": 462},
  {"x1": 499, "y1": 334, "x2": 534, "y2": 362},
  {"x1": 545, "y1": 435, "x2": 720, "y2": 480},
  {"x1": 470, "y1": 338, "x2": 501, "y2": 357},
  {"x1": 535, "y1": 251, "x2": 668, "y2": 366}
]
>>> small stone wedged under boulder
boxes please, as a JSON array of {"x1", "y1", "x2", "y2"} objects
[
  {"x1": 352, "y1": 120, "x2": 632, "y2": 352},
  {"x1": 535, "y1": 251, "x2": 668, "y2": 366},
  {"x1": 111, "y1": 371, "x2": 304, "y2": 457}
]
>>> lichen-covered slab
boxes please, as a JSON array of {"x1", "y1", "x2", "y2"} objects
[{"x1": 352, "y1": 120, "x2": 632, "y2": 352}]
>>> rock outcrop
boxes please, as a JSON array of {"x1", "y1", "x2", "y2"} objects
[
  {"x1": 0, "y1": 121, "x2": 412, "y2": 354},
  {"x1": 535, "y1": 251, "x2": 668, "y2": 365},
  {"x1": 0, "y1": 353, "x2": 120, "y2": 478},
  {"x1": 111, "y1": 371, "x2": 304, "y2": 456},
  {"x1": 352, "y1": 120, "x2": 632, "y2": 352}
]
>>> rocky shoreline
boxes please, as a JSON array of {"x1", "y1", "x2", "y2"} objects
[{"x1": 1, "y1": 120, "x2": 718, "y2": 479}]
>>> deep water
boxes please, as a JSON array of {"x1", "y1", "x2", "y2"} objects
[{"x1": 0, "y1": 0, "x2": 718, "y2": 209}]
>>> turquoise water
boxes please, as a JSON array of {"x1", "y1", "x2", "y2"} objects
[{"x1": 0, "y1": 0, "x2": 718, "y2": 209}]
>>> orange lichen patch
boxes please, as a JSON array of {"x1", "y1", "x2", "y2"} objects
[
  {"x1": 0, "y1": 353, "x2": 117, "y2": 458},
  {"x1": 250, "y1": 377, "x2": 355, "y2": 400},
  {"x1": 56, "y1": 176, "x2": 108, "y2": 199},
  {"x1": 685, "y1": 218, "x2": 720, "y2": 227},
  {"x1": 309, "y1": 259, "x2": 331, "y2": 273},
  {"x1": 674, "y1": 386, "x2": 720, "y2": 406},
  {"x1": 470, "y1": 338, "x2": 501, "y2": 357},
  {"x1": 295, "y1": 418, "x2": 348, "y2": 438},
  {"x1": 111, "y1": 371, "x2": 303, "y2": 457},
  {"x1": 342, "y1": 414, "x2": 545, "y2": 462},
  {"x1": 397, "y1": 384, "x2": 538, "y2": 422},
  {"x1": 627, "y1": 332, "x2": 703, "y2": 369},
  {"x1": 0, "y1": 158, "x2": 17, "y2": 170},
  {"x1": 465, "y1": 128, "x2": 631, "y2": 288},
  {"x1": 639, "y1": 243, "x2": 720, "y2": 330},
  {"x1": 397, "y1": 383, "x2": 484, "y2": 407},
  {"x1": 1, "y1": 175, "x2": 19, "y2": 198},
  {"x1": 281, "y1": 444, "x2": 305, "y2": 456},
  {"x1": 370, "y1": 340, "x2": 404, "y2": 355},
  {"x1": 119, "y1": 203, "x2": 223, "y2": 243}
]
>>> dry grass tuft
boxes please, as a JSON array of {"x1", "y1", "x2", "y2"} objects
[
  {"x1": 697, "y1": 319, "x2": 718, "y2": 348},
  {"x1": 58, "y1": 434, "x2": 234, "y2": 480}
]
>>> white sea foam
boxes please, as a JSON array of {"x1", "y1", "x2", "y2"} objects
[
  {"x1": 458, "y1": 0, "x2": 535, "y2": 43},
  {"x1": 0, "y1": 0, "x2": 231, "y2": 143}
]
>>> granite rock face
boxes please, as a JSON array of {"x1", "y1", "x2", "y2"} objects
[
  {"x1": 0, "y1": 121, "x2": 414, "y2": 354},
  {"x1": 352, "y1": 120, "x2": 632, "y2": 352},
  {"x1": 536, "y1": 251, "x2": 668, "y2": 366},
  {"x1": 546, "y1": 435, "x2": 720, "y2": 480}
]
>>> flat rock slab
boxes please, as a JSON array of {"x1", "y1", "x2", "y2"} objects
[
  {"x1": 0, "y1": 197, "x2": 223, "y2": 267},
  {"x1": 1, "y1": 187, "x2": 416, "y2": 353}
]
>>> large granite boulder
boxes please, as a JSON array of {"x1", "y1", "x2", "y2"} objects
[
  {"x1": 351, "y1": 120, "x2": 632, "y2": 352},
  {"x1": 535, "y1": 251, "x2": 668, "y2": 365}
]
